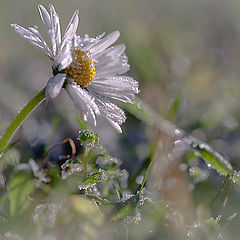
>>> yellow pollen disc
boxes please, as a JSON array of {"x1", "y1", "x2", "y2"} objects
[{"x1": 63, "y1": 49, "x2": 95, "y2": 88}]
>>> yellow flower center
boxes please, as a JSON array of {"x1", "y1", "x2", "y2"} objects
[{"x1": 63, "y1": 49, "x2": 95, "y2": 88}]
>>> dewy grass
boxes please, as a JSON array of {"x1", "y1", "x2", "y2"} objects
[
  {"x1": 137, "y1": 153, "x2": 156, "y2": 201},
  {"x1": 124, "y1": 97, "x2": 240, "y2": 184},
  {"x1": 0, "y1": 87, "x2": 46, "y2": 155}
]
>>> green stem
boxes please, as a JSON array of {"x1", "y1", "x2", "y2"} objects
[
  {"x1": 137, "y1": 153, "x2": 156, "y2": 201},
  {"x1": 0, "y1": 87, "x2": 46, "y2": 155},
  {"x1": 83, "y1": 146, "x2": 91, "y2": 179}
]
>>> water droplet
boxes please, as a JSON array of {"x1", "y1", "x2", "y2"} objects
[
  {"x1": 187, "y1": 231, "x2": 193, "y2": 237},
  {"x1": 134, "y1": 212, "x2": 141, "y2": 223},
  {"x1": 199, "y1": 144, "x2": 205, "y2": 149},
  {"x1": 174, "y1": 140, "x2": 183, "y2": 145},
  {"x1": 175, "y1": 129, "x2": 181, "y2": 135},
  {"x1": 207, "y1": 163, "x2": 212, "y2": 168},
  {"x1": 217, "y1": 233, "x2": 223, "y2": 240}
]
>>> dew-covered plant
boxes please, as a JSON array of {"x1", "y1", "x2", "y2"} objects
[{"x1": 0, "y1": 3, "x2": 240, "y2": 240}]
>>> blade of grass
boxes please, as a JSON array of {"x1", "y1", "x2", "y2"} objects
[
  {"x1": 137, "y1": 153, "x2": 156, "y2": 201},
  {"x1": 210, "y1": 173, "x2": 231, "y2": 206},
  {"x1": 129, "y1": 140, "x2": 158, "y2": 189},
  {"x1": 86, "y1": 194, "x2": 116, "y2": 205}
]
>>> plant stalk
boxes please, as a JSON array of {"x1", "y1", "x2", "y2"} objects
[
  {"x1": 0, "y1": 87, "x2": 46, "y2": 155},
  {"x1": 83, "y1": 146, "x2": 91, "y2": 179}
]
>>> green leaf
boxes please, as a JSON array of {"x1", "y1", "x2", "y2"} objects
[
  {"x1": 225, "y1": 213, "x2": 237, "y2": 223},
  {"x1": 113, "y1": 179, "x2": 123, "y2": 200},
  {"x1": 0, "y1": 192, "x2": 8, "y2": 207},
  {"x1": 79, "y1": 170, "x2": 107, "y2": 189},
  {"x1": 169, "y1": 94, "x2": 182, "y2": 120},
  {"x1": 48, "y1": 166, "x2": 61, "y2": 187},
  {"x1": 110, "y1": 196, "x2": 138, "y2": 221},
  {"x1": 193, "y1": 145, "x2": 232, "y2": 177},
  {"x1": 79, "y1": 130, "x2": 99, "y2": 147},
  {"x1": 86, "y1": 194, "x2": 115, "y2": 205},
  {"x1": 204, "y1": 218, "x2": 221, "y2": 231},
  {"x1": 9, "y1": 171, "x2": 34, "y2": 216},
  {"x1": 77, "y1": 115, "x2": 88, "y2": 130}
]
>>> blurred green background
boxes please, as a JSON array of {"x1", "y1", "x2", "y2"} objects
[{"x1": 1, "y1": 0, "x2": 240, "y2": 239}]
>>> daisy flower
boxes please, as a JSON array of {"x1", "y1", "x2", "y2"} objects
[{"x1": 11, "y1": 4, "x2": 139, "y2": 133}]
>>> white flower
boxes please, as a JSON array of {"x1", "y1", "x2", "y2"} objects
[{"x1": 11, "y1": 4, "x2": 139, "y2": 133}]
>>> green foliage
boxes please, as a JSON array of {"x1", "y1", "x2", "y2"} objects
[
  {"x1": 8, "y1": 171, "x2": 34, "y2": 216},
  {"x1": 79, "y1": 130, "x2": 99, "y2": 147},
  {"x1": 110, "y1": 195, "x2": 138, "y2": 221},
  {"x1": 0, "y1": 100, "x2": 239, "y2": 239},
  {"x1": 82, "y1": 170, "x2": 107, "y2": 187},
  {"x1": 77, "y1": 115, "x2": 88, "y2": 130}
]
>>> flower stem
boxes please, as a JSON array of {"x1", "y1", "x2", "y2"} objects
[
  {"x1": 0, "y1": 87, "x2": 46, "y2": 155},
  {"x1": 82, "y1": 146, "x2": 91, "y2": 179}
]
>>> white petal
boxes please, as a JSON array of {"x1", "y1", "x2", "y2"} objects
[
  {"x1": 89, "y1": 31, "x2": 120, "y2": 55},
  {"x1": 49, "y1": 4, "x2": 61, "y2": 55},
  {"x1": 61, "y1": 10, "x2": 79, "y2": 50},
  {"x1": 75, "y1": 34, "x2": 91, "y2": 48},
  {"x1": 89, "y1": 85, "x2": 134, "y2": 103},
  {"x1": 93, "y1": 76, "x2": 139, "y2": 93},
  {"x1": 94, "y1": 43, "x2": 129, "y2": 78},
  {"x1": 11, "y1": 24, "x2": 44, "y2": 50},
  {"x1": 90, "y1": 76, "x2": 139, "y2": 103},
  {"x1": 89, "y1": 91, "x2": 126, "y2": 125},
  {"x1": 106, "y1": 117, "x2": 122, "y2": 133},
  {"x1": 65, "y1": 83, "x2": 100, "y2": 125},
  {"x1": 99, "y1": 101, "x2": 126, "y2": 125},
  {"x1": 11, "y1": 23, "x2": 54, "y2": 58},
  {"x1": 54, "y1": 43, "x2": 72, "y2": 71},
  {"x1": 95, "y1": 44, "x2": 126, "y2": 60},
  {"x1": 38, "y1": 5, "x2": 51, "y2": 30},
  {"x1": 81, "y1": 38, "x2": 101, "y2": 52},
  {"x1": 94, "y1": 76, "x2": 138, "y2": 87},
  {"x1": 46, "y1": 73, "x2": 66, "y2": 101},
  {"x1": 90, "y1": 85, "x2": 134, "y2": 103},
  {"x1": 95, "y1": 52, "x2": 128, "y2": 70},
  {"x1": 28, "y1": 26, "x2": 53, "y2": 58},
  {"x1": 81, "y1": 33, "x2": 105, "y2": 51},
  {"x1": 96, "y1": 62, "x2": 130, "y2": 78}
]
